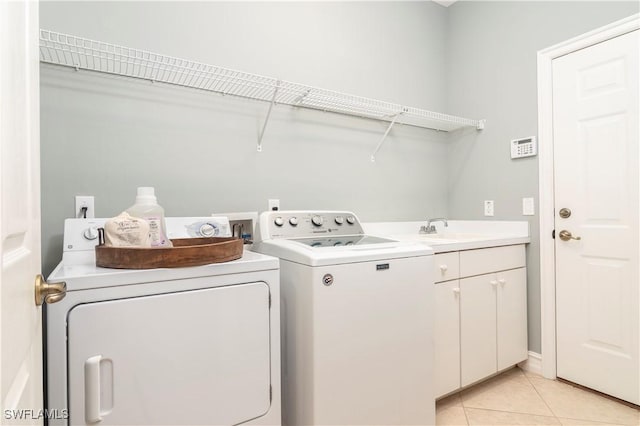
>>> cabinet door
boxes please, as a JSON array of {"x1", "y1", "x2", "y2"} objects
[
  {"x1": 497, "y1": 267, "x2": 528, "y2": 370},
  {"x1": 433, "y1": 252, "x2": 460, "y2": 283},
  {"x1": 460, "y1": 273, "x2": 497, "y2": 387},
  {"x1": 434, "y1": 280, "x2": 461, "y2": 398}
]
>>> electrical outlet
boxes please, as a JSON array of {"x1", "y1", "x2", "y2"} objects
[
  {"x1": 75, "y1": 195, "x2": 95, "y2": 218},
  {"x1": 484, "y1": 200, "x2": 494, "y2": 217},
  {"x1": 268, "y1": 199, "x2": 280, "y2": 211}
]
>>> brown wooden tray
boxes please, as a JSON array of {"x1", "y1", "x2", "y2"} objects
[{"x1": 95, "y1": 237, "x2": 243, "y2": 269}]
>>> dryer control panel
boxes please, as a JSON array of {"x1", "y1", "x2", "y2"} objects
[
  {"x1": 256, "y1": 211, "x2": 364, "y2": 240},
  {"x1": 62, "y1": 217, "x2": 231, "y2": 253}
]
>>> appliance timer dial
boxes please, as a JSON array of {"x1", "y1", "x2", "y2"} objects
[
  {"x1": 311, "y1": 215, "x2": 323, "y2": 227},
  {"x1": 199, "y1": 223, "x2": 216, "y2": 237},
  {"x1": 274, "y1": 217, "x2": 284, "y2": 227},
  {"x1": 346, "y1": 216, "x2": 356, "y2": 225},
  {"x1": 83, "y1": 227, "x2": 99, "y2": 240},
  {"x1": 289, "y1": 217, "x2": 298, "y2": 226},
  {"x1": 335, "y1": 216, "x2": 344, "y2": 225}
]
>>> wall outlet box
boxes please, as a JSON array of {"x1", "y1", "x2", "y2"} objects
[
  {"x1": 484, "y1": 200, "x2": 494, "y2": 217},
  {"x1": 75, "y1": 195, "x2": 95, "y2": 218},
  {"x1": 522, "y1": 197, "x2": 535, "y2": 216},
  {"x1": 268, "y1": 199, "x2": 280, "y2": 211}
]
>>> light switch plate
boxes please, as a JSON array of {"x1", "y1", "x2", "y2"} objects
[{"x1": 522, "y1": 197, "x2": 535, "y2": 216}]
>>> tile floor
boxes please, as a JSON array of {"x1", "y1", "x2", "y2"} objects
[{"x1": 436, "y1": 367, "x2": 640, "y2": 426}]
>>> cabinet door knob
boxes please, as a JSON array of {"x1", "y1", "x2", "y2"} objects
[
  {"x1": 498, "y1": 278, "x2": 506, "y2": 285},
  {"x1": 490, "y1": 280, "x2": 498, "y2": 287},
  {"x1": 440, "y1": 264, "x2": 448, "y2": 272},
  {"x1": 453, "y1": 287, "x2": 460, "y2": 295}
]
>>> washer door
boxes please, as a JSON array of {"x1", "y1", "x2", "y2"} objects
[{"x1": 67, "y1": 282, "x2": 271, "y2": 425}]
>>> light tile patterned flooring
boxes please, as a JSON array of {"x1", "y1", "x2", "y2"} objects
[{"x1": 436, "y1": 367, "x2": 640, "y2": 426}]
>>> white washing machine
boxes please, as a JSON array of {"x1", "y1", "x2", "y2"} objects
[
  {"x1": 45, "y1": 217, "x2": 281, "y2": 426},
  {"x1": 252, "y1": 211, "x2": 434, "y2": 426}
]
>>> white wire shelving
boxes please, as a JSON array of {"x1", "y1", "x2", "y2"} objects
[{"x1": 39, "y1": 29, "x2": 485, "y2": 161}]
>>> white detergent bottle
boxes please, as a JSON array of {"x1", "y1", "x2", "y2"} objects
[{"x1": 126, "y1": 187, "x2": 172, "y2": 247}]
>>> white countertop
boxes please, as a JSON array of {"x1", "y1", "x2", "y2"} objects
[{"x1": 362, "y1": 220, "x2": 530, "y2": 253}]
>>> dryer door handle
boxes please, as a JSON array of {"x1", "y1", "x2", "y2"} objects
[{"x1": 85, "y1": 355, "x2": 103, "y2": 424}]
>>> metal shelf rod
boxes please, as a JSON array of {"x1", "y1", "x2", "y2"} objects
[{"x1": 39, "y1": 29, "x2": 486, "y2": 155}]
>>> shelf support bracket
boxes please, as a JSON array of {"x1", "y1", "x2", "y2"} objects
[
  {"x1": 371, "y1": 112, "x2": 403, "y2": 162},
  {"x1": 257, "y1": 80, "x2": 281, "y2": 152}
]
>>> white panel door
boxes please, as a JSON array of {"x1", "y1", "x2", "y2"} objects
[
  {"x1": 460, "y1": 274, "x2": 497, "y2": 387},
  {"x1": 497, "y1": 268, "x2": 528, "y2": 370},
  {"x1": 0, "y1": 1, "x2": 44, "y2": 423},
  {"x1": 434, "y1": 280, "x2": 461, "y2": 398},
  {"x1": 554, "y1": 30, "x2": 639, "y2": 404},
  {"x1": 67, "y1": 283, "x2": 271, "y2": 425}
]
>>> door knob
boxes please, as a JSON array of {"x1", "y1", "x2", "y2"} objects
[
  {"x1": 559, "y1": 230, "x2": 581, "y2": 242},
  {"x1": 35, "y1": 274, "x2": 67, "y2": 306}
]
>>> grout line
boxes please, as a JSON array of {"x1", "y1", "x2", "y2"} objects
[
  {"x1": 463, "y1": 406, "x2": 563, "y2": 423},
  {"x1": 522, "y1": 366, "x2": 560, "y2": 421},
  {"x1": 526, "y1": 369, "x2": 640, "y2": 424},
  {"x1": 461, "y1": 406, "x2": 470, "y2": 426},
  {"x1": 553, "y1": 415, "x2": 626, "y2": 426},
  {"x1": 458, "y1": 391, "x2": 471, "y2": 425},
  {"x1": 556, "y1": 377, "x2": 640, "y2": 411}
]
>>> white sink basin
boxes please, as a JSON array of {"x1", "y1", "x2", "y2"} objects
[
  {"x1": 392, "y1": 233, "x2": 492, "y2": 245},
  {"x1": 418, "y1": 232, "x2": 489, "y2": 240}
]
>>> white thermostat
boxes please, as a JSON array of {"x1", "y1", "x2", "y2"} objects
[{"x1": 511, "y1": 136, "x2": 537, "y2": 159}]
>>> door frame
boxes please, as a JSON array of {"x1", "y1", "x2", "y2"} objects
[{"x1": 537, "y1": 13, "x2": 640, "y2": 379}]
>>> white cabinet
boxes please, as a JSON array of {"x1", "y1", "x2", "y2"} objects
[
  {"x1": 460, "y1": 273, "x2": 498, "y2": 387},
  {"x1": 497, "y1": 268, "x2": 528, "y2": 370},
  {"x1": 434, "y1": 244, "x2": 528, "y2": 398},
  {"x1": 459, "y1": 268, "x2": 528, "y2": 387},
  {"x1": 433, "y1": 252, "x2": 460, "y2": 284},
  {"x1": 434, "y1": 280, "x2": 461, "y2": 397}
]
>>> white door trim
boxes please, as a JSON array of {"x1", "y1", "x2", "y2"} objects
[{"x1": 537, "y1": 13, "x2": 640, "y2": 379}]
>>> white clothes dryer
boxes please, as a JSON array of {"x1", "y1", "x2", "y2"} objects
[
  {"x1": 252, "y1": 211, "x2": 434, "y2": 426},
  {"x1": 45, "y1": 217, "x2": 281, "y2": 426}
]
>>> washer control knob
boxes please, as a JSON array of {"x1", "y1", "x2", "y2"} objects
[
  {"x1": 199, "y1": 223, "x2": 216, "y2": 237},
  {"x1": 83, "y1": 227, "x2": 99, "y2": 240},
  {"x1": 346, "y1": 215, "x2": 356, "y2": 225},
  {"x1": 335, "y1": 216, "x2": 344, "y2": 225},
  {"x1": 289, "y1": 217, "x2": 298, "y2": 226},
  {"x1": 311, "y1": 215, "x2": 323, "y2": 227},
  {"x1": 274, "y1": 217, "x2": 284, "y2": 227}
]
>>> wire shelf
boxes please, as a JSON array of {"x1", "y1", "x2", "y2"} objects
[{"x1": 39, "y1": 29, "x2": 485, "y2": 134}]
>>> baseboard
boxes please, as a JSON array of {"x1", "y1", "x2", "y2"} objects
[{"x1": 518, "y1": 351, "x2": 542, "y2": 376}]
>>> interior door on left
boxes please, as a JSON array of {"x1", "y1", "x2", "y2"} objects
[{"x1": 0, "y1": 1, "x2": 44, "y2": 423}]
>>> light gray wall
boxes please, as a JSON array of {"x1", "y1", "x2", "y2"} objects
[
  {"x1": 40, "y1": 1, "x2": 639, "y2": 354},
  {"x1": 40, "y1": 1, "x2": 450, "y2": 275},
  {"x1": 445, "y1": 1, "x2": 639, "y2": 353}
]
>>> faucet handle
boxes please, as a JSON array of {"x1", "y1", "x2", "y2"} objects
[{"x1": 419, "y1": 225, "x2": 437, "y2": 234}]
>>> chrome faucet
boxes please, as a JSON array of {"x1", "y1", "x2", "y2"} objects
[{"x1": 419, "y1": 218, "x2": 448, "y2": 234}]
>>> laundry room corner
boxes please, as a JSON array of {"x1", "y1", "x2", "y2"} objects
[{"x1": 39, "y1": 1, "x2": 452, "y2": 277}]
